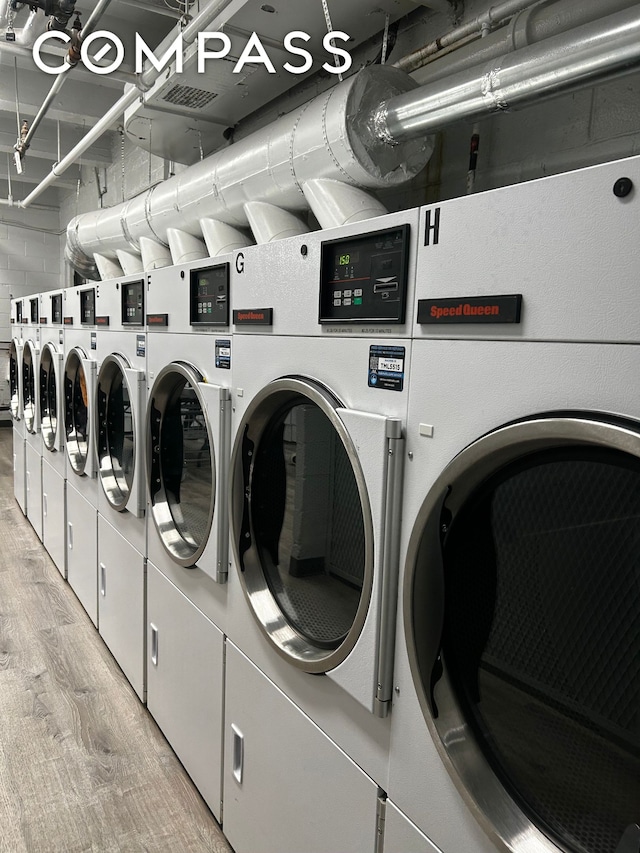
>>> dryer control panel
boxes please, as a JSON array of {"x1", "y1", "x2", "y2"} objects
[
  {"x1": 51, "y1": 294, "x2": 62, "y2": 325},
  {"x1": 319, "y1": 225, "x2": 410, "y2": 324},
  {"x1": 190, "y1": 263, "x2": 230, "y2": 326},
  {"x1": 122, "y1": 279, "x2": 145, "y2": 325},
  {"x1": 80, "y1": 288, "x2": 96, "y2": 325}
]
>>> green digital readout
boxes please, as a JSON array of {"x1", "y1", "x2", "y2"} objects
[{"x1": 339, "y1": 254, "x2": 350, "y2": 265}]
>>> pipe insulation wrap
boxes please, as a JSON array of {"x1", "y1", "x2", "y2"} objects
[
  {"x1": 65, "y1": 66, "x2": 432, "y2": 279},
  {"x1": 379, "y1": 4, "x2": 640, "y2": 142}
]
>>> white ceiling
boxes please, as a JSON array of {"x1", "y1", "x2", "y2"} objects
[
  {"x1": 0, "y1": 0, "x2": 177, "y2": 207},
  {"x1": 0, "y1": 0, "x2": 442, "y2": 211}
]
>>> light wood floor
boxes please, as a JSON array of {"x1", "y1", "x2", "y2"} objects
[{"x1": 0, "y1": 427, "x2": 234, "y2": 853}]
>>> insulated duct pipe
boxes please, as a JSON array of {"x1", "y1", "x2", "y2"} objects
[
  {"x1": 19, "y1": 0, "x2": 246, "y2": 207},
  {"x1": 376, "y1": 4, "x2": 640, "y2": 143},
  {"x1": 64, "y1": 3, "x2": 640, "y2": 278},
  {"x1": 65, "y1": 66, "x2": 430, "y2": 279},
  {"x1": 408, "y1": 0, "x2": 640, "y2": 85}
]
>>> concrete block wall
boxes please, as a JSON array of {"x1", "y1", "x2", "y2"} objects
[
  {"x1": 0, "y1": 209, "x2": 62, "y2": 420},
  {"x1": 0, "y1": 212, "x2": 62, "y2": 344}
]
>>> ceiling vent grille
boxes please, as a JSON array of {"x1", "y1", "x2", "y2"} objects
[{"x1": 162, "y1": 85, "x2": 219, "y2": 109}]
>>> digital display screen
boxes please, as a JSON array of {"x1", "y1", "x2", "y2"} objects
[
  {"x1": 122, "y1": 280, "x2": 144, "y2": 325},
  {"x1": 30, "y1": 299, "x2": 39, "y2": 323},
  {"x1": 190, "y1": 263, "x2": 229, "y2": 326},
  {"x1": 15, "y1": 302, "x2": 22, "y2": 323}
]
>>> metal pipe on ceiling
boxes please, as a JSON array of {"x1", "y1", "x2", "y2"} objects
[
  {"x1": 0, "y1": 38, "x2": 135, "y2": 84},
  {"x1": 376, "y1": 4, "x2": 640, "y2": 144},
  {"x1": 409, "y1": 0, "x2": 640, "y2": 85},
  {"x1": 19, "y1": 0, "x2": 116, "y2": 156},
  {"x1": 18, "y1": 0, "x2": 241, "y2": 208},
  {"x1": 395, "y1": 0, "x2": 541, "y2": 74}
]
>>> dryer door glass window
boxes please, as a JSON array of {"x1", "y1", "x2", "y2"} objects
[
  {"x1": 39, "y1": 346, "x2": 58, "y2": 450},
  {"x1": 96, "y1": 357, "x2": 135, "y2": 510},
  {"x1": 234, "y1": 380, "x2": 372, "y2": 672},
  {"x1": 22, "y1": 345, "x2": 36, "y2": 433},
  {"x1": 148, "y1": 366, "x2": 214, "y2": 565},
  {"x1": 64, "y1": 351, "x2": 90, "y2": 473},
  {"x1": 414, "y1": 439, "x2": 640, "y2": 853},
  {"x1": 9, "y1": 340, "x2": 19, "y2": 420}
]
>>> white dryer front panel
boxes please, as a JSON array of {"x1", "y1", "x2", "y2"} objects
[
  {"x1": 147, "y1": 361, "x2": 230, "y2": 583},
  {"x1": 392, "y1": 338, "x2": 640, "y2": 853},
  {"x1": 229, "y1": 334, "x2": 408, "y2": 716}
]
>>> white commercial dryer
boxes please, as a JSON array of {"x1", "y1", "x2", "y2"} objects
[
  {"x1": 39, "y1": 289, "x2": 67, "y2": 577},
  {"x1": 223, "y1": 209, "x2": 419, "y2": 853},
  {"x1": 23, "y1": 295, "x2": 42, "y2": 540},
  {"x1": 385, "y1": 157, "x2": 640, "y2": 853},
  {"x1": 94, "y1": 274, "x2": 147, "y2": 700},
  {"x1": 63, "y1": 284, "x2": 99, "y2": 625},
  {"x1": 9, "y1": 297, "x2": 26, "y2": 513},
  {"x1": 145, "y1": 256, "x2": 234, "y2": 822}
]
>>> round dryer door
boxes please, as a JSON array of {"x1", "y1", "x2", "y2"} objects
[
  {"x1": 22, "y1": 341, "x2": 38, "y2": 434},
  {"x1": 147, "y1": 363, "x2": 215, "y2": 566},
  {"x1": 405, "y1": 415, "x2": 640, "y2": 853},
  {"x1": 64, "y1": 347, "x2": 92, "y2": 474},
  {"x1": 96, "y1": 354, "x2": 136, "y2": 511},
  {"x1": 231, "y1": 378, "x2": 374, "y2": 673},
  {"x1": 39, "y1": 343, "x2": 59, "y2": 451},
  {"x1": 9, "y1": 338, "x2": 21, "y2": 421}
]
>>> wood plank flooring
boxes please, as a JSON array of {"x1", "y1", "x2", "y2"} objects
[{"x1": 0, "y1": 428, "x2": 234, "y2": 853}]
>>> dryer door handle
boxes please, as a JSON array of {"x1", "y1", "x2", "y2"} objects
[
  {"x1": 99, "y1": 563, "x2": 106, "y2": 597},
  {"x1": 67, "y1": 522, "x2": 73, "y2": 551},
  {"x1": 150, "y1": 623, "x2": 158, "y2": 667},
  {"x1": 231, "y1": 724, "x2": 244, "y2": 785}
]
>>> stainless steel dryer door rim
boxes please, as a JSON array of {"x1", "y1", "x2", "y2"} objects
[
  {"x1": 230, "y1": 376, "x2": 375, "y2": 675},
  {"x1": 9, "y1": 338, "x2": 23, "y2": 421},
  {"x1": 147, "y1": 361, "x2": 216, "y2": 568},
  {"x1": 95, "y1": 353, "x2": 136, "y2": 512},
  {"x1": 39, "y1": 342, "x2": 63, "y2": 453},
  {"x1": 64, "y1": 346, "x2": 95, "y2": 476},
  {"x1": 404, "y1": 414, "x2": 640, "y2": 853},
  {"x1": 22, "y1": 339, "x2": 39, "y2": 435}
]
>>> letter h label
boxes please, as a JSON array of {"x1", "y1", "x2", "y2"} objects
[{"x1": 424, "y1": 207, "x2": 441, "y2": 247}]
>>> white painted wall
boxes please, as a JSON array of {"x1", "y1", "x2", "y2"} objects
[{"x1": 0, "y1": 207, "x2": 61, "y2": 420}]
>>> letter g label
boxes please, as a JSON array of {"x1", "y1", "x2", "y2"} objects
[{"x1": 236, "y1": 252, "x2": 245, "y2": 274}]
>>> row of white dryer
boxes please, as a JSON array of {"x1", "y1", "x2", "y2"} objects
[{"x1": 9, "y1": 155, "x2": 640, "y2": 853}]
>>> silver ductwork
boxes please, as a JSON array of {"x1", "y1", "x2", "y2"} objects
[
  {"x1": 66, "y1": 66, "x2": 431, "y2": 279},
  {"x1": 66, "y1": 4, "x2": 640, "y2": 280},
  {"x1": 376, "y1": 4, "x2": 640, "y2": 143}
]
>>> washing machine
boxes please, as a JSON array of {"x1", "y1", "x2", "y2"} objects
[
  {"x1": 63, "y1": 284, "x2": 99, "y2": 625},
  {"x1": 39, "y1": 289, "x2": 67, "y2": 576},
  {"x1": 93, "y1": 274, "x2": 147, "y2": 699},
  {"x1": 9, "y1": 297, "x2": 26, "y2": 513},
  {"x1": 23, "y1": 294, "x2": 43, "y2": 540},
  {"x1": 384, "y1": 157, "x2": 640, "y2": 853},
  {"x1": 145, "y1": 256, "x2": 234, "y2": 822},
  {"x1": 223, "y1": 210, "x2": 419, "y2": 853}
]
